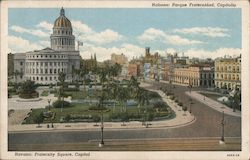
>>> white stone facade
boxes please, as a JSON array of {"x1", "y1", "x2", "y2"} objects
[{"x1": 13, "y1": 8, "x2": 80, "y2": 84}]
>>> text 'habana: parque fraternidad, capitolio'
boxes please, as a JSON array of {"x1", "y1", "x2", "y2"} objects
[{"x1": 152, "y1": 2, "x2": 237, "y2": 8}]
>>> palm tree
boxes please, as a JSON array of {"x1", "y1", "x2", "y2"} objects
[
  {"x1": 117, "y1": 86, "x2": 130, "y2": 113},
  {"x1": 110, "y1": 82, "x2": 119, "y2": 113},
  {"x1": 136, "y1": 88, "x2": 150, "y2": 115},
  {"x1": 58, "y1": 71, "x2": 66, "y2": 112},
  {"x1": 13, "y1": 70, "x2": 20, "y2": 84},
  {"x1": 80, "y1": 67, "x2": 88, "y2": 96},
  {"x1": 128, "y1": 75, "x2": 140, "y2": 98}
]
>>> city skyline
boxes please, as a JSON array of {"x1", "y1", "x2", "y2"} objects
[{"x1": 8, "y1": 8, "x2": 241, "y2": 61}]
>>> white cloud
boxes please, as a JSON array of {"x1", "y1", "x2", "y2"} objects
[
  {"x1": 8, "y1": 35, "x2": 43, "y2": 53},
  {"x1": 174, "y1": 27, "x2": 230, "y2": 37},
  {"x1": 138, "y1": 28, "x2": 203, "y2": 45},
  {"x1": 11, "y1": 25, "x2": 49, "y2": 38},
  {"x1": 36, "y1": 21, "x2": 53, "y2": 32},
  {"x1": 72, "y1": 20, "x2": 123, "y2": 45},
  {"x1": 71, "y1": 20, "x2": 93, "y2": 35},
  {"x1": 39, "y1": 40, "x2": 50, "y2": 47},
  {"x1": 185, "y1": 48, "x2": 241, "y2": 59},
  {"x1": 79, "y1": 43, "x2": 144, "y2": 61}
]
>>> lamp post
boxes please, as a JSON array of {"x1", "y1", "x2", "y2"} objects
[
  {"x1": 47, "y1": 99, "x2": 51, "y2": 111},
  {"x1": 189, "y1": 101, "x2": 192, "y2": 114},
  {"x1": 99, "y1": 90, "x2": 104, "y2": 147},
  {"x1": 220, "y1": 111, "x2": 225, "y2": 144}
]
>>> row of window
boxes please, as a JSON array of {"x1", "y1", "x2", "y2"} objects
[
  {"x1": 30, "y1": 76, "x2": 57, "y2": 81},
  {"x1": 53, "y1": 29, "x2": 72, "y2": 35},
  {"x1": 200, "y1": 73, "x2": 214, "y2": 79},
  {"x1": 215, "y1": 66, "x2": 240, "y2": 72},
  {"x1": 26, "y1": 68, "x2": 66, "y2": 74},
  {"x1": 52, "y1": 38, "x2": 74, "y2": 46},
  {"x1": 25, "y1": 61, "x2": 67, "y2": 67},
  {"x1": 216, "y1": 73, "x2": 240, "y2": 80},
  {"x1": 27, "y1": 54, "x2": 67, "y2": 59},
  {"x1": 216, "y1": 82, "x2": 239, "y2": 89}
]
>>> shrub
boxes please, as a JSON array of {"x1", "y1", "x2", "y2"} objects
[
  {"x1": 89, "y1": 106, "x2": 107, "y2": 111},
  {"x1": 19, "y1": 91, "x2": 39, "y2": 99},
  {"x1": 146, "y1": 113, "x2": 154, "y2": 121},
  {"x1": 33, "y1": 112, "x2": 44, "y2": 125},
  {"x1": 182, "y1": 106, "x2": 188, "y2": 111},
  {"x1": 52, "y1": 100, "x2": 71, "y2": 108},
  {"x1": 64, "y1": 87, "x2": 79, "y2": 92},
  {"x1": 65, "y1": 114, "x2": 71, "y2": 122},
  {"x1": 93, "y1": 115, "x2": 101, "y2": 123},
  {"x1": 178, "y1": 102, "x2": 183, "y2": 106},
  {"x1": 153, "y1": 101, "x2": 166, "y2": 109}
]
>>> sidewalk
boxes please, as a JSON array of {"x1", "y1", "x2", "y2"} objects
[
  {"x1": 185, "y1": 91, "x2": 241, "y2": 117},
  {"x1": 9, "y1": 83, "x2": 195, "y2": 132}
]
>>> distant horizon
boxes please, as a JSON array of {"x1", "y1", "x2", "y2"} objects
[{"x1": 8, "y1": 8, "x2": 241, "y2": 61}]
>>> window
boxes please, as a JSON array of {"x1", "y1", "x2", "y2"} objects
[
  {"x1": 45, "y1": 55, "x2": 48, "y2": 58},
  {"x1": 54, "y1": 62, "x2": 56, "y2": 66},
  {"x1": 40, "y1": 69, "x2": 43, "y2": 74},
  {"x1": 45, "y1": 69, "x2": 48, "y2": 74},
  {"x1": 54, "y1": 69, "x2": 57, "y2": 74},
  {"x1": 33, "y1": 77, "x2": 35, "y2": 80},
  {"x1": 54, "y1": 77, "x2": 56, "y2": 80},
  {"x1": 41, "y1": 62, "x2": 43, "y2": 66},
  {"x1": 50, "y1": 69, "x2": 52, "y2": 74},
  {"x1": 45, "y1": 62, "x2": 48, "y2": 66},
  {"x1": 45, "y1": 77, "x2": 47, "y2": 81},
  {"x1": 37, "y1": 77, "x2": 39, "y2": 80},
  {"x1": 41, "y1": 77, "x2": 43, "y2": 81},
  {"x1": 20, "y1": 62, "x2": 23, "y2": 65},
  {"x1": 50, "y1": 62, "x2": 52, "y2": 66},
  {"x1": 50, "y1": 55, "x2": 52, "y2": 58},
  {"x1": 36, "y1": 69, "x2": 39, "y2": 74},
  {"x1": 50, "y1": 77, "x2": 52, "y2": 81},
  {"x1": 36, "y1": 62, "x2": 39, "y2": 66}
]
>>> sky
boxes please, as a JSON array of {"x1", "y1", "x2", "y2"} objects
[{"x1": 8, "y1": 8, "x2": 241, "y2": 61}]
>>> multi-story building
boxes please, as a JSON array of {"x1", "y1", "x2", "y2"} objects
[
  {"x1": 128, "y1": 64, "x2": 138, "y2": 77},
  {"x1": 12, "y1": 8, "x2": 81, "y2": 84},
  {"x1": 214, "y1": 56, "x2": 241, "y2": 90},
  {"x1": 111, "y1": 53, "x2": 128, "y2": 65},
  {"x1": 173, "y1": 65, "x2": 214, "y2": 87}
]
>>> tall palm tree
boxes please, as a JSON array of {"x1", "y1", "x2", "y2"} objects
[
  {"x1": 80, "y1": 67, "x2": 88, "y2": 96},
  {"x1": 136, "y1": 88, "x2": 150, "y2": 114},
  {"x1": 58, "y1": 72, "x2": 66, "y2": 99},
  {"x1": 110, "y1": 82, "x2": 119, "y2": 113},
  {"x1": 13, "y1": 70, "x2": 20, "y2": 84},
  {"x1": 128, "y1": 75, "x2": 140, "y2": 98},
  {"x1": 117, "y1": 86, "x2": 130, "y2": 113}
]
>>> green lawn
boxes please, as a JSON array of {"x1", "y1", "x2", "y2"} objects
[
  {"x1": 23, "y1": 101, "x2": 175, "y2": 124},
  {"x1": 23, "y1": 89, "x2": 175, "y2": 124}
]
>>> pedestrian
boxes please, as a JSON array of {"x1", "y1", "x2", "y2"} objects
[{"x1": 204, "y1": 96, "x2": 206, "y2": 101}]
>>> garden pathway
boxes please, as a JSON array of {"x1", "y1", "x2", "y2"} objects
[{"x1": 185, "y1": 91, "x2": 241, "y2": 117}]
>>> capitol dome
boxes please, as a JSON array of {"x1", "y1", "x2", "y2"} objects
[
  {"x1": 54, "y1": 7, "x2": 72, "y2": 28},
  {"x1": 50, "y1": 7, "x2": 75, "y2": 51}
]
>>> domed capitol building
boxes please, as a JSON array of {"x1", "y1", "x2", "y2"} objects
[{"x1": 13, "y1": 8, "x2": 81, "y2": 84}]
